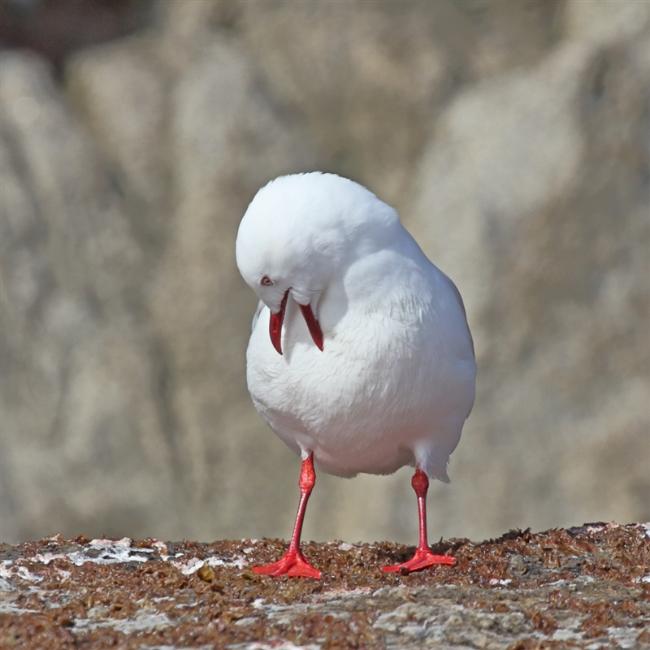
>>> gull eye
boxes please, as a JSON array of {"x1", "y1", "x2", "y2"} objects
[{"x1": 260, "y1": 275, "x2": 273, "y2": 287}]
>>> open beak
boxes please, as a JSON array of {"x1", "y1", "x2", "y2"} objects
[
  {"x1": 269, "y1": 291, "x2": 288, "y2": 355},
  {"x1": 299, "y1": 302, "x2": 324, "y2": 351},
  {"x1": 269, "y1": 290, "x2": 324, "y2": 355}
]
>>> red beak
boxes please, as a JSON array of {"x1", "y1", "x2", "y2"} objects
[
  {"x1": 299, "y1": 303, "x2": 324, "y2": 351},
  {"x1": 269, "y1": 291, "x2": 324, "y2": 355},
  {"x1": 269, "y1": 292, "x2": 288, "y2": 355}
]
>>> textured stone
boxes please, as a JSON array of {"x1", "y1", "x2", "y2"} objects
[
  {"x1": 0, "y1": 523, "x2": 647, "y2": 648},
  {"x1": 66, "y1": 35, "x2": 170, "y2": 233},
  {"x1": 564, "y1": 0, "x2": 650, "y2": 43},
  {"x1": 236, "y1": 1, "x2": 450, "y2": 205},
  {"x1": 236, "y1": 0, "x2": 563, "y2": 204},
  {"x1": 149, "y1": 37, "x2": 317, "y2": 539},
  {"x1": 0, "y1": 52, "x2": 176, "y2": 540}
]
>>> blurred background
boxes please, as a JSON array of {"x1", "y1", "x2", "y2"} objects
[{"x1": 0, "y1": 0, "x2": 648, "y2": 546}]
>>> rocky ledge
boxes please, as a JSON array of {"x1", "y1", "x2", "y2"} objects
[{"x1": 0, "y1": 523, "x2": 648, "y2": 649}]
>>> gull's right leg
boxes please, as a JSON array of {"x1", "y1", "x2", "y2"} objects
[{"x1": 253, "y1": 453, "x2": 321, "y2": 579}]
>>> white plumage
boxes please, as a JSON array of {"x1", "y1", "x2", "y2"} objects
[{"x1": 236, "y1": 172, "x2": 476, "y2": 484}]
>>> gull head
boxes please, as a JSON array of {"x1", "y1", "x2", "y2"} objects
[{"x1": 236, "y1": 172, "x2": 399, "y2": 354}]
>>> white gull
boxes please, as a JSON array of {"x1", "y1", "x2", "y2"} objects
[{"x1": 236, "y1": 172, "x2": 476, "y2": 578}]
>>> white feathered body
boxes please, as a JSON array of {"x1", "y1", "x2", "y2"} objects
[{"x1": 245, "y1": 225, "x2": 476, "y2": 482}]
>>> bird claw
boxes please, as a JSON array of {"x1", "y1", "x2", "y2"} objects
[
  {"x1": 253, "y1": 549, "x2": 321, "y2": 579},
  {"x1": 382, "y1": 547, "x2": 456, "y2": 574}
]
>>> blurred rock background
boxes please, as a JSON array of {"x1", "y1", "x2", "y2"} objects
[{"x1": 0, "y1": 0, "x2": 648, "y2": 545}]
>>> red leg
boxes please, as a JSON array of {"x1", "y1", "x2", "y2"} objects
[
  {"x1": 253, "y1": 454, "x2": 321, "y2": 579},
  {"x1": 382, "y1": 468, "x2": 456, "y2": 574}
]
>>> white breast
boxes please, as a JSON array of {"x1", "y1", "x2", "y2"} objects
[{"x1": 245, "y1": 241, "x2": 476, "y2": 482}]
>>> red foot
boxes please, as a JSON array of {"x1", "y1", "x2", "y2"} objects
[
  {"x1": 382, "y1": 547, "x2": 456, "y2": 574},
  {"x1": 253, "y1": 549, "x2": 321, "y2": 579}
]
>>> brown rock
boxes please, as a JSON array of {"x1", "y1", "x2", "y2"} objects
[{"x1": 0, "y1": 522, "x2": 646, "y2": 648}]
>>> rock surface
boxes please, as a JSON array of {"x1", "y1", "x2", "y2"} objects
[
  {"x1": 0, "y1": 0, "x2": 648, "y2": 544},
  {"x1": 0, "y1": 523, "x2": 648, "y2": 648}
]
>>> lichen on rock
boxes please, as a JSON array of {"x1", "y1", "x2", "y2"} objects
[{"x1": 0, "y1": 523, "x2": 647, "y2": 648}]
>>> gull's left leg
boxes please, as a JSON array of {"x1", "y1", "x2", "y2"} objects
[
  {"x1": 382, "y1": 468, "x2": 456, "y2": 573},
  {"x1": 253, "y1": 452, "x2": 321, "y2": 579}
]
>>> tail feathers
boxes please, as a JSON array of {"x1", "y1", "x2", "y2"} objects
[
  {"x1": 428, "y1": 464, "x2": 450, "y2": 484},
  {"x1": 413, "y1": 441, "x2": 452, "y2": 483}
]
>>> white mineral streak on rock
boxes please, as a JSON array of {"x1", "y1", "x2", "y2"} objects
[
  {"x1": 73, "y1": 609, "x2": 172, "y2": 633},
  {"x1": 605, "y1": 626, "x2": 641, "y2": 650},
  {"x1": 203, "y1": 554, "x2": 248, "y2": 569},
  {"x1": 143, "y1": 646, "x2": 213, "y2": 650},
  {"x1": 313, "y1": 586, "x2": 373, "y2": 602},
  {"x1": 0, "y1": 561, "x2": 12, "y2": 580},
  {"x1": 0, "y1": 560, "x2": 45, "y2": 584},
  {"x1": 151, "y1": 540, "x2": 170, "y2": 559},
  {"x1": 150, "y1": 540, "x2": 184, "y2": 562},
  {"x1": 34, "y1": 538, "x2": 150, "y2": 566},
  {"x1": 173, "y1": 557, "x2": 204, "y2": 575},
  {"x1": 172, "y1": 554, "x2": 247, "y2": 575},
  {"x1": 55, "y1": 568, "x2": 71, "y2": 581},
  {"x1": 0, "y1": 601, "x2": 36, "y2": 615},
  {"x1": 233, "y1": 641, "x2": 321, "y2": 650},
  {"x1": 585, "y1": 523, "x2": 609, "y2": 534},
  {"x1": 12, "y1": 538, "x2": 245, "y2": 583},
  {"x1": 33, "y1": 552, "x2": 66, "y2": 565},
  {"x1": 15, "y1": 566, "x2": 43, "y2": 583},
  {"x1": 552, "y1": 627, "x2": 584, "y2": 642}
]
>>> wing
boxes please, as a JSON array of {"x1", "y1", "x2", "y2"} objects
[{"x1": 443, "y1": 274, "x2": 475, "y2": 362}]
